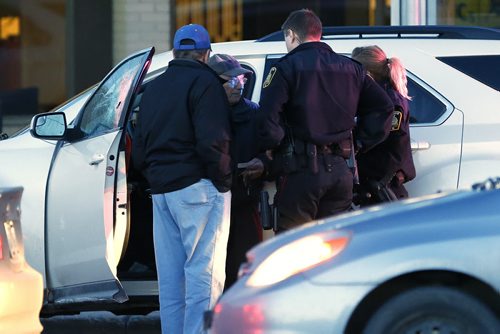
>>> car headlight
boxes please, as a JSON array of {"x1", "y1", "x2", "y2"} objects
[{"x1": 246, "y1": 232, "x2": 350, "y2": 287}]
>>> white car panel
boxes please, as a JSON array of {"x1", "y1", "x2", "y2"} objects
[
  {"x1": 0, "y1": 90, "x2": 92, "y2": 288},
  {"x1": 406, "y1": 109, "x2": 463, "y2": 195},
  {"x1": 46, "y1": 131, "x2": 121, "y2": 287},
  {"x1": 0, "y1": 135, "x2": 56, "y2": 287}
]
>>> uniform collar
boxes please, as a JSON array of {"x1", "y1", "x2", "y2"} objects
[{"x1": 288, "y1": 41, "x2": 333, "y2": 56}]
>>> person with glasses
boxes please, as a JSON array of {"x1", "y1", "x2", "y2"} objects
[{"x1": 208, "y1": 53, "x2": 265, "y2": 289}]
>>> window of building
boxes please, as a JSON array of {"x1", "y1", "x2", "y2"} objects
[
  {"x1": 434, "y1": 0, "x2": 500, "y2": 27},
  {"x1": 174, "y1": 0, "x2": 391, "y2": 43},
  {"x1": 0, "y1": 0, "x2": 66, "y2": 116}
]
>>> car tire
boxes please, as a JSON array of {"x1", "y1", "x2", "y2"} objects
[{"x1": 362, "y1": 286, "x2": 499, "y2": 334}]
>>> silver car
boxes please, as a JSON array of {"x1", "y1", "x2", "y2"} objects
[{"x1": 209, "y1": 180, "x2": 500, "y2": 333}]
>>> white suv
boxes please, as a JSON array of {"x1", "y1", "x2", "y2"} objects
[{"x1": 0, "y1": 25, "x2": 498, "y2": 313}]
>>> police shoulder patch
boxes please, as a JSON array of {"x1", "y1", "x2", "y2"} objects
[
  {"x1": 391, "y1": 110, "x2": 402, "y2": 131},
  {"x1": 263, "y1": 67, "x2": 277, "y2": 88}
]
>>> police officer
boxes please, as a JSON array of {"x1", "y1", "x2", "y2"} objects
[
  {"x1": 208, "y1": 53, "x2": 264, "y2": 289},
  {"x1": 352, "y1": 45, "x2": 416, "y2": 202},
  {"x1": 259, "y1": 9, "x2": 394, "y2": 232}
]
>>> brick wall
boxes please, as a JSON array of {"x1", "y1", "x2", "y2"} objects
[{"x1": 112, "y1": 0, "x2": 171, "y2": 65}]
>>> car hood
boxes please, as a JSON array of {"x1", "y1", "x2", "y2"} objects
[{"x1": 246, "y1": 188, "x2": 498, "y2": 267}]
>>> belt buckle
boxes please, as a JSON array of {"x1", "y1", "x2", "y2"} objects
[{"x1": 318, "y1": 145, "x2": 331, "y2": 154}]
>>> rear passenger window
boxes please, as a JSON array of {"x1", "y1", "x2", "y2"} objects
[
  {"x1": 437, "y1": 55, "x2": 500, "y2": 91},
  {"x1": 407, "y1": 78, "x2": 447, "y2": 124},
  {"x1": 241, "y1": 64, "x2": 255, "y2": 100}
]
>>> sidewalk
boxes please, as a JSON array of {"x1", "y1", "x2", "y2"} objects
[{"x1": 41, "y1": 311, "x2": 161, "y2": 334}]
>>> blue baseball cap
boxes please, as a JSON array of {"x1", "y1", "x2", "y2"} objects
[{"x1": 173, "y1": 24, "x2": 211, "y2": 50}]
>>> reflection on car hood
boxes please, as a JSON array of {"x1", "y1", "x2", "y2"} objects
[{"x1": 247, "y1": 189, "x2": 496, "y2": 263}]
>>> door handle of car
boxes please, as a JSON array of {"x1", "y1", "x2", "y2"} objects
[
  {"x1": 89, "y1": 154, "x2": 105, "y2": 165},
  {"x1": 411, "y1": 141, "x2": 431, "y2": 151}
]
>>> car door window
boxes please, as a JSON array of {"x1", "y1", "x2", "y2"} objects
[
  {"x1": 407, "y1": 77, "x2": 448, "y2": 124},
  {"x1": 78, "y1": 53, "x2": 149, "y2": 138},
  {"x1": 241, "y1": 64, "x2": 255, "y2": 100}
]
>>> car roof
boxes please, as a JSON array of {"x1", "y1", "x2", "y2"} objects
[
  {"x1": 259, "y1": 25, "x2": 500, "y2": 42},
  {"x1": 149, "y1": 25, "x2": 500, "y2": 73}
]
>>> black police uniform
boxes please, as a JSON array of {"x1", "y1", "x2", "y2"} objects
[
  {"x1": 357, "y1": 80, "x2": 416, "y2": 201},
  {"x1": 259, "y1": 42, "x2": 393, "y2": 231},
  {"x1": 225, "y1": 97, "x2": 263, "y2": 290}
]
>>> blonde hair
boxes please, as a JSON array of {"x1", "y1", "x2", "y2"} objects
[{"x1": 351, "y1": 45, "x2": 411, "y2": 100}]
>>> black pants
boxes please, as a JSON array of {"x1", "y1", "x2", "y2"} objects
[
  {"x1": 275, "y1": 154, "x2": 353, "y2": 232},
  {"x1": 224, "y1": 201, "x2": 262, "y2": 290},
  {"x1": 391, "y1": 182, "x2": 409, "y2": 199}
]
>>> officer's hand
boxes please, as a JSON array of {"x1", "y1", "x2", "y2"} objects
[{"x1": 240, "y1": 158, "x2": 265, "y2": 183}]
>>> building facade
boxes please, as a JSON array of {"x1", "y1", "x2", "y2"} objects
[{"x1": 0, "y1": 0, "x2": 498, "y2": 119}]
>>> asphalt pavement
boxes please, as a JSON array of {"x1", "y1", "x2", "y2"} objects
[{"x1": 41, "y1": 311, "x2": 161, "y2": 334}]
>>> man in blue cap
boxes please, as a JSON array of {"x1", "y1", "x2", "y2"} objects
[{"x1": 132, "y1": 24, "x2": 232, "y2": 334}]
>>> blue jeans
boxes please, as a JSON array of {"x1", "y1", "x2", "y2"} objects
[{"x1": 152, "y1": 179, "x2": 231, "y2": 334}]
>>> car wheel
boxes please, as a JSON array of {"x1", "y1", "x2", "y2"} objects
[{"x1": 363, "y1": 286, "x2": 499, "y2": 334}]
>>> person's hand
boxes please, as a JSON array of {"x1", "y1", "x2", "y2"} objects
[{"x1": 239, "y1": 158, "x2": 265, "y2": 184}]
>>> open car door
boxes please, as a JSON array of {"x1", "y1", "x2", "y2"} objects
[{"x1": 44, "y1": 47, "x2": 154, "y2": 305}]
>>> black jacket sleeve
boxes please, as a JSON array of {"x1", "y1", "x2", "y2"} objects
[
  {"x1": 355, "y1": 74, "x2": 394, "y2": 152},
  {"x1": 191, "y1": 78, "x2": 233, "y2": 192}
]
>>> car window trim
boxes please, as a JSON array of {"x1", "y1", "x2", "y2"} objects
[{"x1": 406, "y1": 71, "x2": 455, "y2": 127}]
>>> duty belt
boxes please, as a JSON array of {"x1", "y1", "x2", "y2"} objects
[
  {"x1": 275, "y1": 138, "x2": 352, "y2": 174},
  {"x1": 317, "y1": 144, "x2": 335, "y2": 155},
  {"x1": 316, "y1": 141, "x2": 351, "y2": 159}
]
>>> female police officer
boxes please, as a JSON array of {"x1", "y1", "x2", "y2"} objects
[{"x1": 352, "y1": 45, "x2": 416, "y2": 202}]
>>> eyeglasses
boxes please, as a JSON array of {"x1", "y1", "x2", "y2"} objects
[{"x1": 224, "y1": 76, "x2": 247, "y2": 89}]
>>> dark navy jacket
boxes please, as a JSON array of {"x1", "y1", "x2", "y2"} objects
[
  {"x1": 358, "y1": 81, "x2": 416, "y2": 182},
  {"x1": 230, "y1": 97, "x2": 263, "y2": 204},
  {"x1": 259, "y1": 42, "x2": 393, "y2": 151},
  {"x1": 132, "y1": 59, "x2": 232, "y2": 193}
]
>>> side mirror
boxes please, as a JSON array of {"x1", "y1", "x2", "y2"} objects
[{"x1": 30, "y1": 112, "x2": 67, "y2": 140}]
